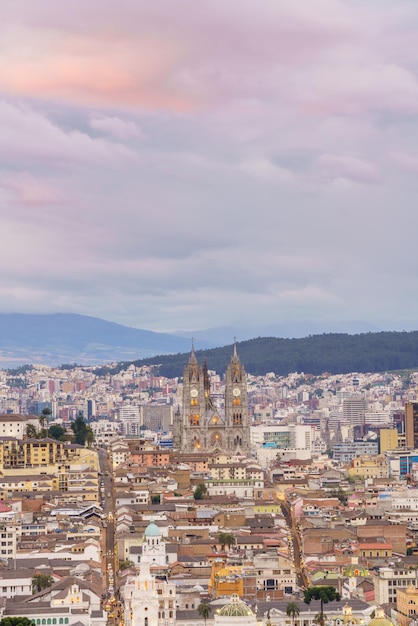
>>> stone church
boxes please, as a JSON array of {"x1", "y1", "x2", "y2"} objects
[{"x1": 173, "y1": 342, "x2": 251, "y2": 456}]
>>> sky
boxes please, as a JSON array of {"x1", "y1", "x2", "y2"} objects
[{"x1": 1, "y1": 0, "x2": 418, "y2": 336}]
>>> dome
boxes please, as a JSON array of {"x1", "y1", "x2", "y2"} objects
[
  {"x1": 218, "y1": 595, "x2": 254, "y2": 617},
  {"x1": 368, "y1": 607, "x2": 394, "y2": 626},
  {"x1": 144, "y1": 520, "x2": 162, "y2": 538},
  {"x1": 331, "y1": 604, "x2": 365, "y2": 625}
]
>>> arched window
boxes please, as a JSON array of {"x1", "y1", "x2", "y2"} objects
[{"x1": 145, "y1": 618, "x2": 148, "y2": 626}]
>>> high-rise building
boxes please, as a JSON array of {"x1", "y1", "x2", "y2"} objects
[
  {"x1": 405, "y1": 402, "x2": 418, "y2": 448},
  {"x1": 380, "y1": 428, "x2": 399, "y2": 453},
  {"x1": 343, "y1": 394, "x2": 366, "y2": 435},
  {"x1": 173, "y1": 343, "x2": 251, "y2": 456}
]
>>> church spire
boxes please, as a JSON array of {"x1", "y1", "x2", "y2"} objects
[
  {"x1": 232, "y1": 336, "x2": 239, "y2": 361},
  {"x1": 189, "y1": 337, "x2": 197, "y2": 363}
]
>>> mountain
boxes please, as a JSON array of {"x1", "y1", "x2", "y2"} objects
[
  {"x1": 0, "y1": 313, "x2": 215, "y2": 368},
  {"x1": 113, "y1": 331, "x2": 418, "y2": 378},
  {"x1": 174, "y1": 320, "x2": 382, "y2": 344}
]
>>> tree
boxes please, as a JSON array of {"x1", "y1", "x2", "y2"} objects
[
  {"x1": 0, "y1": 618, "x2": 34, "y2": 626},
  {"x1": 71, "y1": 413, "x2": 94, "y2": 446},
  {"x1": 48, "y1": 424, "x2": 66, "y2": 441},
  {"x1": 32, "y1": 572, "x2": 54, "y2": 593},
  {"x1": 25, "y1": 423, "x2": 38, "y2": 439},
  {"x1": 119, "y1": 560, "x2": 135, "y2": 571},
  {"x1": 198, "y1": 601, "x2": 212, "y2": 626},
  {"x1": 218, "y1": 531, "x2": 236, "y2": 551},
  {"x1": 286, "y1": 602, "x2": 300, "y2": 626},
  {"x1": 38, "y1": 407, "x2": 51, "y2": 436},
  {"x1": 193, "y1": 482, "x2": 208, "y2": 500},
  {"x1": 330, "y1": 487, "x2": 348, "y2": 506},
  {"x1": 303, "y1": 586, "x2": 340, "y2": 626}
]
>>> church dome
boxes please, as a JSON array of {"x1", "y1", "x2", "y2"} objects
[
  {"x1": 218, "y1": 595, "x2": 254, "y2": 617},
  {"x1": 144, "y1": 520, "x2": 161, "y2": 538},
  {"x1": 343, "y1": 563, "x2": 369, "y2": 577},
  {"x1": 331, "y1": 604, "x2": 365, "y2": 626},
  {"x1": 367, "y1": 607, "x2": 394, "y2": 626}
]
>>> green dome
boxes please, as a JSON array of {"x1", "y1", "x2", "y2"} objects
[
  {"x1": 144, "y1": 520, "x2": 161, "y2": 538},
  {"x1": 343, "y1": 563, "x2": 369, "y2": 578},
  {"x1": 218, "y1": 595, "x2": 253, "y2": 617},
  {"x1": 368, "y1": 608, "x2": 394, "y2": 626}
]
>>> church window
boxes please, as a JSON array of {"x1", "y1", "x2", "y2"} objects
[{"x1": 145, "y1": 618, "x2": 149, "y2": 626}]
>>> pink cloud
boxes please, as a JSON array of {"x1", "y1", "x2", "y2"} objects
[
  {"x1": 1, "y1": 172, "x2": 64, "y2": 207},
  {"x1": 390, "y1": 152, "x2": 418, "y2": 174},
  {"x1": 0, "y1": 0, "x2": 364, "y2": 111}
]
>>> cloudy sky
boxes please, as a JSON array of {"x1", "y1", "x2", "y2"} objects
[{"x1": 1, "y1": 0, "x2": 418, "y2": 336}]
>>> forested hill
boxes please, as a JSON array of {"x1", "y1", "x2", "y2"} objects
[{"x1": 106, "y1": 331, "x2": 418, "y2": 378}]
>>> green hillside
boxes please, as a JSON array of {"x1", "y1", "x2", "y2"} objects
[{"x1": 102, "y1": 330, "x2": 418, "y2": 378}]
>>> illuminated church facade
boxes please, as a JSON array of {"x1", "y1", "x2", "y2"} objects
[{"x1": 173, "y1": 343, "x2": 251, "y2": 457}]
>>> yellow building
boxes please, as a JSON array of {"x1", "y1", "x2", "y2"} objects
[
  {"x1": 0, "y1": 473, "x2": 58, "y2": 498},
  {"x1": 254, "y1": 502, "x2": 282, "y2": 514},
  {"x1": 209, "y1": 560, "x2": 244, "y2": 598},
  {"x1": 348, "y1": 454, "x2": 388, "y2": 479},
  {"x1": 0, "y1": 438, "x2": 99, "y2": 500},
  {"x1": 380, "y1": 429, "x2": 399, "y2": 453},
  {"x1": 0, "y1": 438, "x2": 98, "y2": 472},
  {"x1": 396, "y1": 585, "x2": 418, "y2": 626}
]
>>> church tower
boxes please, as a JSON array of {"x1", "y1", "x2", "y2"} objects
[
  {"x1": 123, "y1": 554, "x2": 176, "y2": 626},
  {"x1": 224, "y1": 340, "x2": 251, "y2": 455},
  {"x1": 123, "y1": 556, "x2": 159, "y2": 626},
  {"x1": 174, "y1": 342, "x2": 250, "y2": 457}
]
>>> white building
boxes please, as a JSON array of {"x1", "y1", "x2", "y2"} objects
[
  {"x1": 141, "y1": 520, "x2": 167, "y2": 567},
  {"x1": 123, "y1": 555, "x2": 176, "y2": 626}
]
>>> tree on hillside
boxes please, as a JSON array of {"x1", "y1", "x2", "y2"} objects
[
  {"x1": 71, "y1": 413, "x2": 94, "y2": 446},
  {"x1": 218, "y1": 531, "x2": 236, "y2": 551},
  {"x1": 38, "y1": 406, "x2": 52, "y2": 436},
  {"x1": 198, "y1": 601, "x2": 212, "y2": 626},
  {"x1": 25, "y1": 423, "x2": 38, "y2": 439},
  {"x1": 193, "y1": 482, "x2": 208, "y2": 500},
  {"x1": 303, "y1": 586, "x2": 340, "y2": 626},
  {"x1": 32, "y1": 572, "x2": 54, "y2": 594},
  {"x1": 48, "y1": 424, "x2": 66, "y2": 441}
]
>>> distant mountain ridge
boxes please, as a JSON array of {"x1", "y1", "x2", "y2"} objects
[
  {"x1": 0, "y1": 313, "x2": 214, "y2": 367},
  {"x1": 0, "y1": 313, "x2": 417, "y2": 375},
  {"x1": 112, "y1": 331, "x2": 418, "y2": 378}
]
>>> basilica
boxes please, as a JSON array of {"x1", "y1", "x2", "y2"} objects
[{"x1": 173, "y1": 343, "x2": 251, "y2": 457}]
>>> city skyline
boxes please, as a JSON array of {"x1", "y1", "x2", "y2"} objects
[{"x1": 1, "y1": 1, "x2": 418, "y2": 334}]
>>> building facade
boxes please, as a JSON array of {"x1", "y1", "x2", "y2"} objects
[{"x1": 173, "y1": 344, "x2": 250, "y2": 456}]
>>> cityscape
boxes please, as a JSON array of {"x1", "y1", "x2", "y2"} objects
[
  {"x1": 2, "y1": 1, "x2": 418, "y2": 625},
  {"x1": 0, "y1": 344, "x2": 417, "y2": 625}
]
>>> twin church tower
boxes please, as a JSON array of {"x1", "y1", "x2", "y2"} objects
[{"x1": 173, "y1": 342, "x2": 251, "y2": 456}]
